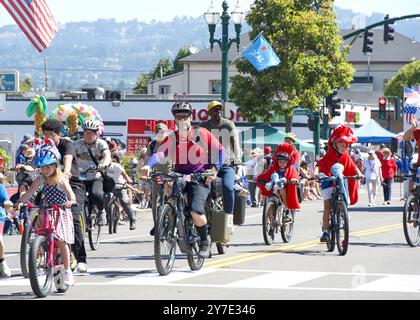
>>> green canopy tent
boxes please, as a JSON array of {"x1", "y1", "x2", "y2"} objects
[{"x1": 242, "y1": 128, "x2": 315, "y2": 160}]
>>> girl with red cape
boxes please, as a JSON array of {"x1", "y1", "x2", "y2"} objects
[
  {"x1": 314, "y1": 125, "x2": 364, "y2": 242},
  {"x1": 256, "y1": 143, "x2": 300, "y2": 213}
]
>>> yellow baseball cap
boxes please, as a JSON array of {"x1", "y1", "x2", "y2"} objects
[{"x1": 208, "y1": 101, "x2": 224, "y2": 112}]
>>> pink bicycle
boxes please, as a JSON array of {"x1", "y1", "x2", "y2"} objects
[{"x1": 28, "y1": 204, "x2": 72, "y2": 298}]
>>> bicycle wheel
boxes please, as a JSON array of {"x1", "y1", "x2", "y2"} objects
[
  {"x1": 154, "y1": 204, "x2": 177, "y2": 276},
  {"x1": 335, "y1": 201, "x2": 349, "y2": 256},
  {"x1": 403, "y1": 195, "x2": 420, "y2": 247},
  {"x1": 20, "y1": 222, "x2": 34, "y2": 278},
  {"x1": 187, "y1": 223, "x2": 205, "y2": 271},
  {"x1": 281, "y1": 210, "x2": 295, "y2": 243},
  {"x1": 262, "y1": 200, "x2": 276, "y2": 245},
  {"x1": 28, "y1": 236, "x2": 53, "y2": 298},
  {"x1": 111, "y1": 202, "x2": 119, "y2": 234},
  {"x1": 108, "y1": 202, "x2": 116, "y2": 235},
  {"x1": 326, "y1": 213, "x2": 335, "y2": 252},
  {"x1": 88, "y1": 208, "x2": 102, "y2": 251}
]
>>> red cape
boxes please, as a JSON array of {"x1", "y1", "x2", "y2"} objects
[
  {"x1": 256, "y1": 144, "x2": 300, "y2": 210},
  {"x1": 317, "y1": 148, "x2": 359, "y2": 205}
]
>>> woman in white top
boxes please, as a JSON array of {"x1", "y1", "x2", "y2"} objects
[{"x1": 364, "y1": 150, "x2": 384, "y2": 207}]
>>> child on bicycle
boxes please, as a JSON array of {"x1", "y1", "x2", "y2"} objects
[
  {"x1": 256, "y1": 143, "x2": 300, "y2": 220},
  {"x1": 19, "y1": 139, "x2": 76, "y2": 286},
  {"x1": 314, "y1": 125, "x2": 363, "y2": 242}
]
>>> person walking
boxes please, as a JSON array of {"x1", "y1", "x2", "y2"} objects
[
  {"x1": 379, "y1": 148, "x2": 397, "y2": 205},
  {"x1": 364, "y1": 150, "x2": 384, "y2": 207}
]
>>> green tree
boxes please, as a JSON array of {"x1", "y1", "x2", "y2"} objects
[
  {"x1": 385, "y1": 60, "x2": 420, "y2": 99},
  {"x1": 19, "y1": 77, "x2": 32, "y2": 93},
  {"x1": 150, "y1": 58, "x2": 173, "y2": 80},
  {"x1": 172, "y1": 47, "x2": 190, "y2": 74},
  {"x1": 230, "y1": 0, "x2": 354, "y2": 122},
  {"x1": 133, "y1": 75, "x2": 150, "y2": 94}
]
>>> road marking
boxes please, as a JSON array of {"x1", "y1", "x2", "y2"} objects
[
  {"x1": 100, "y1": 234, "x2": 149, "y2": 243},
  {"x1": 205, "y1": 223, "x2": 403, "y2": 269}
]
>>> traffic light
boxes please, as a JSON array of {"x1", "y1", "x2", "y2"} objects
[
  {"x1": 383, "y1": 14, "x2": 395, "y2": 43},
  {"x1": 331, "y1": 98, "x2": 342, "y2": 117},
  {"x1": 379, "y1": 97, "x2": 387, "y2": 120},
  {"x1": 308, "y1": 115, "x2": 315, "y2": 132},
  {"x1": 363, "y1": 30, "x2": 374, "y2": 54},
  {"x1": 326, "y1": 95, "x2": 342, "y2": 118}
]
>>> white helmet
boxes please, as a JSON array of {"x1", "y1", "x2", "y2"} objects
[{"x1": 83, "y1": 120, "x2": 100, "y2": 132}]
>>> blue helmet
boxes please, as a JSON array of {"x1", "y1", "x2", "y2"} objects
[{"x1": 33, "y1": 139, "x2": 61, "y2": 167}]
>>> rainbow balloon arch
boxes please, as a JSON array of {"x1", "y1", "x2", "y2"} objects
[{"x1": 48, "y1": 103, "x2": 105, "y2": 137}]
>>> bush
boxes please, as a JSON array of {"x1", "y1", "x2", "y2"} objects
[{"x1": 0, "y1": 148, "x2": 11, "y2": 169}]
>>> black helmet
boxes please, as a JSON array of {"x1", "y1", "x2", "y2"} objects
[
  {"x1": 171, "y1": 102, "x2": 193, "y2": 115},
  {"x1": 276, "y1": 152, "x2": 291, "y2": 161}
]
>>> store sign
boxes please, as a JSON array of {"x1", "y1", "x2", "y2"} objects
[
  {"x1": 0, "y1": 71, "x2": 19, "y2": 92},
  {"x1": 126, "y1": 136, "x2": 151, "y2": 155}
]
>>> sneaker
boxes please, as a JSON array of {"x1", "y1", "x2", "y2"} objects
[
  {"x1": 198, "y1": 241, "x2": 210, "y2": 258},
  {"x1": 387, "y1": 201, "x2": 392, "y2": 205},
  {"x1": 368, "y1": 203, "x2": 373, "y2": 207},
  {"x1": 149, "y1": 226, "x2": 155, "y2": 236},
  {"x1": 129, "y1": 220, "x2": 137, "y2": 231},
  {"x1": 383, "y1": 201, "x2": 388, "y2": 205},
  {"x1": 118, "y1": 220, "x2": 126, "y2": 225},
  {"x1": 97, "y1": 211, "x2": 106, "y2": 226},
  {"x1": 64, "y1": 270, "x2": 75, "y2": 286},
  {"x1": 284, "y1": 210, "x2": 293, "y2": 223},
  {"x1": 0, "y1": 261, "x2": 12, "y2": 278},
  {"x1": 76, "y1": 262, "x2": 88, "y2": 273},
  {"x1": 320, "y1": 231, "x2": 330, "y2": 243}
]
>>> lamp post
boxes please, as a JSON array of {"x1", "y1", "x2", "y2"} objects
[{"x1": 205, "y1": 0, "x2": 245, "y2": 115}]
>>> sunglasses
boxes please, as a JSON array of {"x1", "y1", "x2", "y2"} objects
[{"x1": 174, "y1": 114, "x2": 190, "y2": 121}]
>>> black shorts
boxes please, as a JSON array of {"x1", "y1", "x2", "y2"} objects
[{"x1": 178, "y1": 180, "x2": 210, "y2": 215}]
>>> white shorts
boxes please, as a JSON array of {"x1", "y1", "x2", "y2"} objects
[{"x1": 321, "y1": 187, "x2": 335, "y2": 201}]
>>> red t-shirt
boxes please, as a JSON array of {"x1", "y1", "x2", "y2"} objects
[{"x1": 380, "y1": 158, "x2": 397, "y2": 179}]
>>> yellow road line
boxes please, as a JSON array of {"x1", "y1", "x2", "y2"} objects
[{"x1": 205, "y1": 223, "x2": 403, "y2": 269}]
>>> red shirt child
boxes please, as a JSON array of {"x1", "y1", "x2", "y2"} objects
[{"x1": 256, "y1": 143, "x2": 300, "y2": 210}]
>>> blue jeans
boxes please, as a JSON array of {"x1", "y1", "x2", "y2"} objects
[{"x1": 217, "y1": 165, "x2": 236, "y2": 214}]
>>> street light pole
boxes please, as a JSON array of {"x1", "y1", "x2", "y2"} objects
[{"x1": 205, "y1": 0, "x2": 244, "y2": 116}]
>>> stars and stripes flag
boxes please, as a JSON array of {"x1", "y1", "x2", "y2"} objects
[{"x1": 0, "y1": 0, "x2": 58, "y2": 52}]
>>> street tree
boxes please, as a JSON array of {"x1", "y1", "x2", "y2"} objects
[
  {"x1": 19, "y1": 77, "x2": 32, "y2": 94},
  {"x1": 385, "y1": 60, "x2": 420, "y2": 99},
  {"x1": 133, "y1": 75, "x2": 149, "y2": 94},
  {"x1": 230, "y1": 0, "x2": 354, "y2": 122},
  {"x1": 172, "y1": 47, "x2": 190, "y2": 74}
]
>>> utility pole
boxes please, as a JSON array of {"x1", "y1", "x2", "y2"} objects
[{"x1": 44, "y1": 57, "x2": 48, "y2": 92}]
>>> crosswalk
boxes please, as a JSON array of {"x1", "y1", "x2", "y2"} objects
[{"x1": 2, "y1": 268, "x2": 420, "y2": 294}]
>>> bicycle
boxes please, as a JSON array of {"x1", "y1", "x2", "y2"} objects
[
  {"x1": 317, "y1": 165, "x2": 360, "y2": 256},
  {"x1": 258, "y1": 175, "x2": 296, "y2": 245},
  {"x1": 105, "y1": 183, "x2": 129, "y2": 234},
  {"x1": 153, "y1": 171, "x2": 213, "y2": 276},
  {"x1": 28, "y1": 204, "x2": 76, "y2": 298},
  {"x1": 395, "y1": 170, "x2": 420, "y2": 247},
  {"x1": 80, "y1": 167, "x2": 103, "y2": 251}
]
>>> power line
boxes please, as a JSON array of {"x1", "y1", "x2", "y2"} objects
[{"x1": 0, "y1": 66, "x2": 153, "y2": 73}]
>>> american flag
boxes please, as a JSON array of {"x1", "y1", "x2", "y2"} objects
[
  {"x1": 404, "y1": 106, "x2": 418, "y2": 123},
  {"x1": 0, "y1": 0, "x2": 58, "y2": 52}
]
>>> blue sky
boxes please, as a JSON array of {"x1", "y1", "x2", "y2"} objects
[{"x1": 0, "y1": 0, "x2": 419, "y2": 27}]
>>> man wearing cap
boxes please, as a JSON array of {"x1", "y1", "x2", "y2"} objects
[{"x1": 200, "y1": 101, "x2": 242, "y2": 215}]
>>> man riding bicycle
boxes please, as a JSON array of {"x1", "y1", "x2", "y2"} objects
[
  {"x1": 200, "y1": 101, "x2": 242, "y2": 215},
  {"x1": 141, "y1": 101, "x2": 225, "y2": 258},
  {"x1": 74, "y1": 120, "x2": 111, "y2": 226}
]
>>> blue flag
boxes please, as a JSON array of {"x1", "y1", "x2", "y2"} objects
[{"x1": 242, "y1": 34, "x2": 281, "y2": 72}]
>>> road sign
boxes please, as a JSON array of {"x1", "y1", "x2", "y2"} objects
[{"x1": 0, "y1": 71, "x2": 19, "y2": 93}]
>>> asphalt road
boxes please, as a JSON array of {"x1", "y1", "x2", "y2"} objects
[{"x1": 1, "y1": 184, "x2": 420, "y2": 302}]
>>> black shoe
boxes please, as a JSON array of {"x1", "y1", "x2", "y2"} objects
[
  {"x1": 198, "y1": 241, "x2": 210, "y2": 258},
  {"x1": 284, "y1": 211, "x2": 293, "y2": 223},
  {"x1": 149, "y1": 227, "x2": 155, "y2": 236},
  {"x1": 130, "y1": 220, "x2": 137, "y2": 231},
  {"x1": 97, "y1": 211, "x2": 106, "y2": 226}
]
